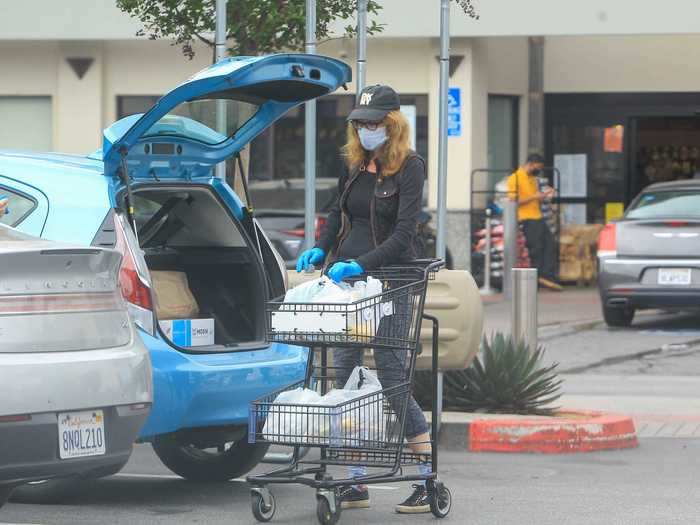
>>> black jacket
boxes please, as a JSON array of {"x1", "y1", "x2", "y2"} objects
[{"x1": 316, "y1": 153, "x2": 426, "y2": 270}]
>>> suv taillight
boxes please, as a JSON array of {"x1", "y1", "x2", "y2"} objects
[
  {"x1": 598, "y1": 223, "x2": 617, "y2": 258},
  {"x1": 115, "y1": 214, "x2": 155, "y2": 336},
  {"x1": 314, "y1": 216, "x2": 326, "y2": 241}
]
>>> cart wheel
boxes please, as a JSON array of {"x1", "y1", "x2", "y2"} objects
[
  {"x1": 251, "y1": 490, "x2": 276, "y2": 522},
  {"x1": 316, "y1": 493, "x2": 341, "y2": 525},
  {"x1": 429, "y1": 482, "x2": 452, "y2": 518}
]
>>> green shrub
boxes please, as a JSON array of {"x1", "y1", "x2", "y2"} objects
[{"x1": 413, "y1": 333, "x2": 563, "y2": 416}]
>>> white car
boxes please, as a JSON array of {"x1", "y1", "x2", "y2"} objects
[{"x1": 0, "y1": 225, "x2": 152, "y2": 506}]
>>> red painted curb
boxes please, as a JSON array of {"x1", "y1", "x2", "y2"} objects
[{"x1": 468, "y1": 410, "x2": 639, "y2": 453}]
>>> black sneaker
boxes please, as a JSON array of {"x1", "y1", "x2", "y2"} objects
[
  {"x1": 339, "y1": 485, "x2": 370, "y2": 509},
  {"x1": 395, "y1": 484, "x2": 430, "y2": 514}
]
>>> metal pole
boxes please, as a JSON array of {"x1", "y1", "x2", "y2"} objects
[
  {"x1": 356, "y1": 0, "x2": 368, "y2": 97},
  {"x1": 304, "y1": 0, "x2": 317, "y2": 250},
  {"x1": 480, "y1": 208, "x2": 496, "y2": 295},
  {"x1": 511, "y1": 268, "x2": 538, "y2": 352},
  {"x1": 214, "y1": 0, "x2": 227, "y2": 181},
  {"x1": 436, "y1": 0, "x2": 450, "y2": 260},
  {"x1": 502, "y1": 200, "x2": 518, "y2": 300}
]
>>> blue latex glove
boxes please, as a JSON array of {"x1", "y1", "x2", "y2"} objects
[
  {"x1": 327, "y1": 261, "x2": 364, "y2": 283},
  {"x1": 296, "y1": 247, "x2": 326, "y2": 273}
]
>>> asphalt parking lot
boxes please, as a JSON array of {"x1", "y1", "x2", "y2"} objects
[{"x1": 3, "y1": 437, "x2": 699, "y2": 525}]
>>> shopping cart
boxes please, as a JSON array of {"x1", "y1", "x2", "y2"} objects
[{"x1": 246, "y1": 260, "x2": 451, "y2": 524}]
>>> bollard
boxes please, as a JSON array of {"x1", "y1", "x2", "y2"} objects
[
  {"x1": 480, "y1": 208, "x2": 496, "y2": 295},
  {"x1": 511, "y1": 268, "x2": 538, "y2": 353},
  {"x1": 502, "y1": 200, "x2": 518, "y2": 300}
]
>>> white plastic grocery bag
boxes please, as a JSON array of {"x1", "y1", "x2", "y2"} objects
[
  {"x1": 261, "y1": 387, "x2": 332, "y2": 445},
  {"x1": 325, "y1": 367, "x2": 386, "y2": 447},
  {"x1": 261, "y1": 367, "x2": 386, "y2": 447},
  {"x1": 277, "y1": 277, "x2": 393, "y2": 339}
]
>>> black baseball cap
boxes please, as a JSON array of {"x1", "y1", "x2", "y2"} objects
[
  {"x1": 348, "y1": 84, "x2": 401, "y2": 122},
  {"x1": 526, "y1": 153, "x2": 545, "y2": 164}
]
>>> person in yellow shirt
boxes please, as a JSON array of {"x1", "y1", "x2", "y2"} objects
[{"x1": 507, "y1": 153, "x2": 562, "y2": 291}]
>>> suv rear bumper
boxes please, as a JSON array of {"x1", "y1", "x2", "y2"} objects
[
  {"x1": 0, "y1": 405, "x2": 148, "y2": 486},
  {"x1": 138, "y1": 333, "x2": 308, "y2": 439}
]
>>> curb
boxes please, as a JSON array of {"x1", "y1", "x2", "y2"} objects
[
  {"x1": 538, "y1": 318, "x2": 601, "y2": 341},
  {"x1": 467, "y1": 410, "x2": 639, "y2": 453}
]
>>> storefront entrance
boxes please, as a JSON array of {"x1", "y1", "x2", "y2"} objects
[{"x1": 546, "y1": 92, "x2": 700, "y2": 224}]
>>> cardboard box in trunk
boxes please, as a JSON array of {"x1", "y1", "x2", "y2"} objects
[{"x1": 159, "y1": 318, "x2": 215, "y2": 347}]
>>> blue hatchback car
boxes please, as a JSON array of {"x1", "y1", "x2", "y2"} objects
[{"x1": 0, "y1": 54, "x2": 351, "y2": 481}]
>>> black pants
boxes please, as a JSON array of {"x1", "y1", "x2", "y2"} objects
[
  {"x1": 521, "y1": 219, "x2": 557, "y2": 281},
  {"x1": 333, "y1": 295, "x2": 429, "y2": 440}
]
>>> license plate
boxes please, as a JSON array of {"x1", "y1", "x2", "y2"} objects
[
  {"x1": 658, "y1": 268, "x2": 692, "y2": 286},
  {"x1": 58, "y1": 410, "x2": 106, "y2": 459}
]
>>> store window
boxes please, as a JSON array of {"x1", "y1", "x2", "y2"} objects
[
  {"x1": 547, "y1": 92, "x2": 700, "y2": 224},
  {"x1": 248, "y1": 94, "x2": 429, "y2": 182},
  {"x1": 116, "y1": 95, "x2": 160, "y2": 119},
  {"x1": 0, "y1": 96, "x2": 52, "y2": 151},
  {"x1": 487, "y1": 95, "x2": 519, "y2": 174}
]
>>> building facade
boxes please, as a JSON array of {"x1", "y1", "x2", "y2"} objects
[{"x1": 2, "y1": 0, "x2": 700, "y2": 268}]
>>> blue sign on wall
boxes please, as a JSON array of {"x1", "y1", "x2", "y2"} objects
[{"x1": 447, "y1": 87, "x2": 461, "y2": 137}]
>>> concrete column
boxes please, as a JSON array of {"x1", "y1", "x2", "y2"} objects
[
  {"x1": 527, "y1": 36, "x2": 545, "y2": 155},
  {"x1": 55, "y1": 42, "x2": 103, "y2": 154}
]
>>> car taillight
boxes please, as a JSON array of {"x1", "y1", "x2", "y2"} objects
[
  {"x1": 315, "y1": 216, "x2": 327, "y2": 241},
  {"x1": 598, "y1": 223, "x2": 617, "y2": 257},
  {"x1": 0, "y1": 414, "x2": 31, "y2": 423},
  {"x1": 281, "y1": 228, "x2": 305, "y2": 238},
  {"x1": 115, "y1": 215, "x2": 155, "y2": 336},
  {"x1": 664, "y1": 220, "x2": 689, "y2": 227},
  {"x1": 0, "y1": 292, "x2": 122, "y2": 315},
  {"x1": 282, "y1": 215, "x2": 327, "y2": 240}
]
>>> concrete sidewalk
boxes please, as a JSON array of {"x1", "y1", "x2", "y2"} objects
[
  {"x1": 433, "y1": 373, "x2": 700, "y2": 449},
  {"x1": 481, "y1": 287, "x2": 602, "y2": 337}
]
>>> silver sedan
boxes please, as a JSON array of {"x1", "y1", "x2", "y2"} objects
[
  {"x1": 0, "y1": 225, "x2": 152, "y2": 505},
  {"x1": 598, "y1": 180, "x2": 700, "y2": 327}
]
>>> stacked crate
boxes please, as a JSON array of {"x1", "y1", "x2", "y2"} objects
[{"x1": 558, "y1": 224, "x2": 604, "y2": 286}]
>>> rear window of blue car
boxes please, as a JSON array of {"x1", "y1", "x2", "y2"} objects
[
  {"x1": 627, "y1": 190, "x2": 700, "y2": 219},
  {"x1": 143, "y1": 98, "x2": 259, "y2": 146}
]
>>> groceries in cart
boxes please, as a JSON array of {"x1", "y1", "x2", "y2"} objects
[
  {"x1": 262, "y1": 366, "x2": 385, "y2": 447},
  {"x1": 274, "y1": 276, "x2": 393, "y2": 339},
  {"x1": 283, "y1": 275, "x2": 382, "y2": 304}
]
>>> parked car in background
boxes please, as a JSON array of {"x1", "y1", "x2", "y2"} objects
[
  {"x1": 0, "y1": 53, "x2": 352, "y2": 484},
  {"x1": 0, "y1": 225, "x2": 152, "y2": 507},
  {"x1": 249, "y1": 178, "x2": 453, "y2": 269},
  {"x1": 598, "y1": 180, "x2": 700, "y2": 327}
]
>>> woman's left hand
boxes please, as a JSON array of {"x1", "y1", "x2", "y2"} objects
[{"x1": 328, "y1": 261, "x2": 364, "y2": 283}]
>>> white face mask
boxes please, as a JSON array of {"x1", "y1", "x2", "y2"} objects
[{"x1": 358, "y1": 126, "x2": 388, "y2": 151}]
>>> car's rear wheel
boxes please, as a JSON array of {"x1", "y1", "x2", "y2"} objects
[
  {"x1": 152, "y1": 432, "x2": 269, "y2": 482},
  {"x1": 603, "y1": 305, "x2": 635, "y2": 327}
]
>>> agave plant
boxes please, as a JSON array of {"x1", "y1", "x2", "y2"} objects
[{"x1": 444, "y1": 333, "x2": 563, "y2": 415}]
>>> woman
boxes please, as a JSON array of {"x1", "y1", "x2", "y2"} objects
[{"x1": 296, "y1": 84, "x2": 433, "y2": 514}]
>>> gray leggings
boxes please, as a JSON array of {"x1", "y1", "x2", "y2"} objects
[{"x1": 333, "y1": 296, "x2": 429, "y2": 440}]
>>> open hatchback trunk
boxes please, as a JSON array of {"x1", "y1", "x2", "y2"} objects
[
  {"x1": 101, "y1": 53, "x2": 351, "y2": 181},
  {"x1": 127, "y1": 185, "x2": 273, "y2": 349},
  {"x1": 102, "y1": 53, "x2": 351, "y2": 352}
]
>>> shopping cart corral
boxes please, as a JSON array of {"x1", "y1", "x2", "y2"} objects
[{"x1": 246, "y1": 260, "x2": 451, "y2": 524}]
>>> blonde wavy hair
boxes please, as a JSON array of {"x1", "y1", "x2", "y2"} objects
[{"x1": 342, "y1": 110, "x2": 411, "y2": 176}]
